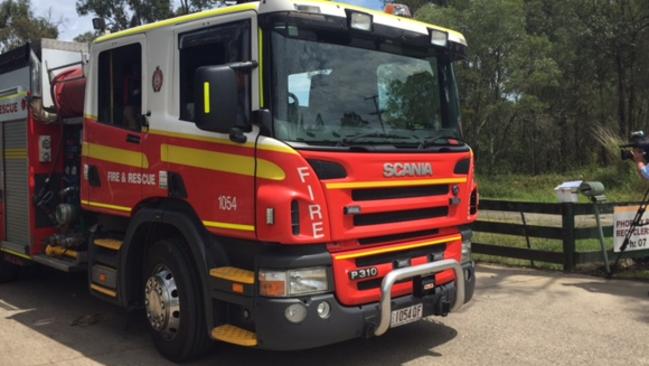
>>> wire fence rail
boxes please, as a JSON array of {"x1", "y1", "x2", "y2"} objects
[{"x1": 473, "y1": 199, "x2": 649, "y2": 271}]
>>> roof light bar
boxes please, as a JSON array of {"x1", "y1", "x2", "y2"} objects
[{"x1": 384, "y1": 3, "x2": 412, "y2": 18}]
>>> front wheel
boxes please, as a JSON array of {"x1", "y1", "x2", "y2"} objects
[
  {"x1": 143, "y1": 239, "x2": 210, "y2": 362},
  {"x1": 0, "y1": 255, "x2": 19, "y2": 283}
]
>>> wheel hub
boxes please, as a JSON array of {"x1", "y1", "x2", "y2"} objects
[{"x1": 144, "y1": 265, "x2": 180, "y2": 340}]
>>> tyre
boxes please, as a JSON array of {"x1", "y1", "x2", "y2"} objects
[
  {"x1": 143, "y1": 238, "x2": 210, "y2": 362},
  {"x1": 0, "y1": 255, "x2": 19, "y2": 283}
]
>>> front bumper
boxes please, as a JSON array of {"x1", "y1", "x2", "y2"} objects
[{"x1": 253, "y1": 261, "x2": 475, "y2": 350}]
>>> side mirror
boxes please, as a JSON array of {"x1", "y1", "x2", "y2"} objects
[{"x1": 193, "y1": 65, "x2": 238, "y2": 134}]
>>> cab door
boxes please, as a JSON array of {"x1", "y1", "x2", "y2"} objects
[{"x1": 83, "y1": 37, "x2": 148, "y2": 215}]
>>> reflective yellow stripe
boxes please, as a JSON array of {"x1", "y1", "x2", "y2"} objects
[
  {"x1": 91, "y1": 283, "x2": 117, "y2": 298},
  {"x1": 203, "y1": 220, "x2": 255, "y2": 232},
  {"x1": 326, "y1": 177, "x2": 467, "y2": 190},
  {"x1": 203, "y1": 82, "x2": 211, "y2": 114},
  {"x1": 82, "y1": 142, "x2": 149, "y2": 168},
  {"x1": 84, "y1": 114, "x2": 98, "y2": 121},
  {"x1": 0, "y1": 91, "x2": 27, "y2": 101},
  {"x1": 335, "y1": 234, "x2": 462, "y2": 260},
  {"x1": 258, "y1": 28, "x2": 264, "y2": 107},
  {"x1": 4, "y1": 148, "x2": 27, "y2": 160},
  {"x1": 95, "y1": 3, "x2": 257, "y2": 43},
  {"x1": 148, "y1": 129, "x2": 298, "y2": 155},
  {"x1": 81, "y1": 200, "x2": 132, "y2": 213},
  {"x1": 0, "y1": 247, "x2": 31, "y2": 260},
  {"x1": 161, "y1": 144, "x2": 285, "y2": 181},
  {"x1": 210, "y1": 266, "x2": 255, "y2": 284}
]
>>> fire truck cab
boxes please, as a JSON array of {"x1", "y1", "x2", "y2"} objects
[{"x1": 0, "y1": 0, "x2": 477, "y2": 361}]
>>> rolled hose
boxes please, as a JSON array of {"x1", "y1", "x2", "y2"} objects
[{"x1": 45, "y1": 245, "x2": 79, "y2": 259}]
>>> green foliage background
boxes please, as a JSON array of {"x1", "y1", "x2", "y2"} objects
[{"x1": 415, "y1": 0, "x2": 649, "y2": 176}]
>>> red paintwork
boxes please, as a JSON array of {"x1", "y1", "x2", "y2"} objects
[
  {"x1": 52, "y1": 66, "x2": 85, "y2": 118},
  {"x1": 81, "y1": 115, "x2": 477, "y2": 305},
  {"x1": 28, "y1": 112, "x2": 63, "y2": 255}
]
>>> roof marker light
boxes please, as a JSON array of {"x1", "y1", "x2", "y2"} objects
[
  {"x1": 348, "y1": 11, "x2": 373, "y2": 31},
  {"x1": 294, "y1": 4, "x2": 321, "y2": 13},
  {"x1": 430, "y1": 29, "x2": 449, "y2": 47}
]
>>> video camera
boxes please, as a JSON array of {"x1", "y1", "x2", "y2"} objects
[{"x1": 620, "y1": 130, "x2": 649, "y2": 160}]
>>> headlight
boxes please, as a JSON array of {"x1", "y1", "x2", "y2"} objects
[
  {"x1": 259, "y1": 267, "x2": 329, "y2": 297},
  {"x1": 461, "y1": 238, "x2": 472, "y2": 263}
]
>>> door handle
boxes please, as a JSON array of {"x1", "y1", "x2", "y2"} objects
[{"x1": 126, "y1": 134, "x2": 141, "y2": 144}]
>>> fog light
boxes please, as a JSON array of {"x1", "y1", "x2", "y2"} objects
[
  {"x1": 461, "y1": 238, "x2": 472, "y2": 263},
  {"x1": 285, "y1": 303, "x2": 307, "y2": 323},
  {"x1": 317, "y1": 301, "x2": 331, "y2": 319}
]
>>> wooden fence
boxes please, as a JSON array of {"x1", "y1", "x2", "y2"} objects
[{"x1": 473, "y1": 199, "x2": 649, "y2": 271}]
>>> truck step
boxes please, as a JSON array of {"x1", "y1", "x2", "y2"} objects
[
  {"x1": 211, "y1": 324, "x2": 257, "y2": 347},
  {"x1": 32, "y1": 254, "x2": 85, "y2": 272},
  {"x1": 209, "y1": 267, "x2": 255, "y2": 284},
  {"x1": 90, "y1": 283, "x2": 117, "y2": 298},
  {"x1": 94, "y1": 239, "x2": 123, "y2": 251}
]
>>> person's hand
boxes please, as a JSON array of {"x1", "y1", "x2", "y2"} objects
[{"x1": 632, "y1": 148, "x2": 645, "y2": 163}]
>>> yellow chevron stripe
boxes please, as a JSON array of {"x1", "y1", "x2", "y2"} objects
[
  {"x1": 82, "y1": 142, "x2": 149, "y2": 168},
  {"x1": 326, "y1": 177, "x2": 467, "y2": 190},
  {"x1": 203, "y1": 220, "x2": 255, "y2": 232},
  {"x1": 161, "y1": 144, "x2": 285, "y2": 181}
]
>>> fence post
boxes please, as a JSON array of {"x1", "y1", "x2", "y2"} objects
[{"x1": 561, "y1": 202, "x2": 576, "y2": 272}]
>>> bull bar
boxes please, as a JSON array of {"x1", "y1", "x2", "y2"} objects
[{"x1": 374, "y1": 259, "x2": 465, "y2": 336}]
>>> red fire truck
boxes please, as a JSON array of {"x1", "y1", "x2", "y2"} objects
[{"x1": 0, "y1": 0, "x2": 477, "y2": 361}]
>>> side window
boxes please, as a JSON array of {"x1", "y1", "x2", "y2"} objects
[
  {"x1": 179, "y1": 20, "x2": 250, "y2": 122},
  {"x1": 97, "y1": 43, "x2": 143, "y2": 131}
]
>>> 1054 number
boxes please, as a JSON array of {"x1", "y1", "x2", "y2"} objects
[{"x1": 218, "y1": 195, "x2": 238, "y2": 211}]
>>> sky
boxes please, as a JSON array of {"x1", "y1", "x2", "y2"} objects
[{"x1": 31, "y1": 0, "x2": 384, "y2": 41}]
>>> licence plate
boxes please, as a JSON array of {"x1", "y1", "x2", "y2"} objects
[{"x1": 390, "y1": 303, "x2": 423, "y2": 328}]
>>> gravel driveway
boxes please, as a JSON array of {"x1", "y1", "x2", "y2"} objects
[{"x1": 1, "y1": 264, "x2": 648, "y2": 366}]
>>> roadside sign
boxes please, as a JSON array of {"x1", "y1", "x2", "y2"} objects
[{"x1": 613, "y1": 206, "x2": 649, "y2": 252}]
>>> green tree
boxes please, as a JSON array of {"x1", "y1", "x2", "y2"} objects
[
  {"x1": 0, "y1": 0, "x2": 58, "y2": 52},
  {"x1": 73, "y1": 31, "x2": 98, "y2": 43},
  {"x1": 76, "y1": 0, "x2": 173, "y2": 32},
  {"x1": 418, "y1": 0, "x2": 560, "y2": 173}
]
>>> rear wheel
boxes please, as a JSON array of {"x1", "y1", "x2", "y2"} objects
[
  {"x1": 0, "y1": 255, "x2": 19, "y2": 283},
  {"x1": 143, "y1": 238, "x2": 210, "y2": 362}
]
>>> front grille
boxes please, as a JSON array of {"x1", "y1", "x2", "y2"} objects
[
  {"x1": 358, "y1": 228, "x2": 439, "y2": 246},
  {"x1": 358, "y1": 278, "x2": 409, "y2": 291},
  {"x1": 352, "y1": 185, "x2": 448, "y2": 201},
  {"x1": 356, "y1": 243, "x2": 446, "y2": 267},
  {"x1": 353, "y1": 207, "x2": 448, "y2": 226}
]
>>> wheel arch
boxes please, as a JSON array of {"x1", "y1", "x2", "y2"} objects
[{"x1": 118, "y1": 198, "x2": 228, "y2": 311}]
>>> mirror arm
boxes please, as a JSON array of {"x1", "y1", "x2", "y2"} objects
[
  {"x1": 229, "y1": 127, "x2": 247, "y2": 144},
  {"x1": 253, "y1": 109, "x2": 273, "y2": 136},
  {"x1": 230, "y1": 60, "x2": 258, "y2": 72}
]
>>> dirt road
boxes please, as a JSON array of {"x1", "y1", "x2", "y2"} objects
[{"x1": 1, "y1": 264, "x2": 648, "y2": 366}]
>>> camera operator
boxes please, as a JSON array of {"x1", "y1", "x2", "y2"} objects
[{"x1": 631, "y1": 148, "x2": 649, "y2": 180}]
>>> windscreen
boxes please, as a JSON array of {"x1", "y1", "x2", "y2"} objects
[{"x1": 270, "y1": 24, "x2": 461, "y2": 147}]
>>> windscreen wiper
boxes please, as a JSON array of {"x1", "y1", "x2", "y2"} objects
[
  {"x1": 342, "y1": 132, "x2": 418, "y2": 145},
  {"x1": 419, "y1": 134, "x2": 466, "y2": 149}
]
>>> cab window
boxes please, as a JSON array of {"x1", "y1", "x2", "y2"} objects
[
  {"x1": 97, "y1": 43, "x2": 143, "y2": 131},
  {"x1": 178, "y1": 20, "x2": 250, "y2": 122}
]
